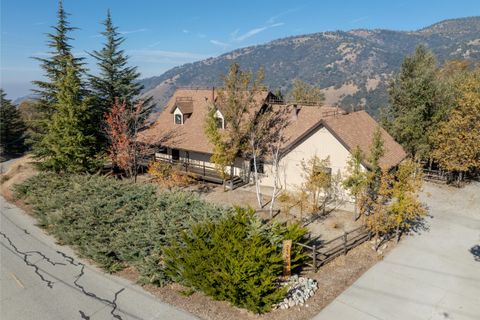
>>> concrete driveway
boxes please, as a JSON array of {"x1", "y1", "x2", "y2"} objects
[
  {"x1": 313, "y1": 182, "x2": 480, "y2": 320},
  {"x1": 0, "y1": 196, "x2": 198, "y2": 320}
]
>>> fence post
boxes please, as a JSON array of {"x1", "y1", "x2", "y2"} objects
[
  {"x1": 312, "y1": 244, "x2": 317, "y2": 271},
  {"x1": 343, "y1": 231, "x2": 348, "y2": 255}
]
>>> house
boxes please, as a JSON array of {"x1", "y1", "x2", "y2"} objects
[{"x1": 138, "y1": 88, "x2": 406, "y2": 192}]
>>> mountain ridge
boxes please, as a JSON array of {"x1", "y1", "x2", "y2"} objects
[{"x1": 141, "y1": 17, "x2": 480, "y2": 115}]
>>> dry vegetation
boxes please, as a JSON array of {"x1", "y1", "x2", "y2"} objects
[{"x1": 0, "y1": 156, "x2": 38, "y2": 200}]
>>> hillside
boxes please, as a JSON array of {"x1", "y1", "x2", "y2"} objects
[{"x1": 140, "y1": 17, "x2": 480, "y2": 115}]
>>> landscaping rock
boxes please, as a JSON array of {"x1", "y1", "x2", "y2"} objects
[{"x1": 274, "y1": 275, "x2": 318, "y2": 310}]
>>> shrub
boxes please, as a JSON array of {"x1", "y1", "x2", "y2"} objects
[
  {"x1": 14, "y1": 173, "x2": 230, "y2": 279},
  {"x1": 164, "y1": 208, "x2": 306, "y2": 313},
  {"x1": 148, "y1": 161, "x2": 195, "y2": 189}
]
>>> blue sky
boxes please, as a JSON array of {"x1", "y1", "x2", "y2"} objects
[{"x1": 1, "y1": 0, "x2": 479, "y2": 99}]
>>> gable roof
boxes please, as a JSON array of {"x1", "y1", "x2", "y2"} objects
[
  {"x1": 138, "y1": 88, "x2": 271, "y2": 154},
  {"x1": 322, "y1": 111, "x2": 407, "y2": 168},
  {"x1": 139, "y1": 89, "x2": 406, "y2": 169},
  {"x1": 170, "y1": 99, "x2": 194, "y2": 114}
]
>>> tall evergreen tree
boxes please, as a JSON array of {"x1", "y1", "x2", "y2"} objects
[
  {"x1": 89, "y1": 10, "x2": 152, "y2": 134},
  {"x1": 31, "y1": 0, "x2": 84, "y2": 143},
  {"x1": 36, "y1": 56, "x2": 97, "y2": 173},
  {"x1": 0, "y1": 90, "x2": 27, "y2": 156},
  {"x1": 385, "y1": 45, "x2": 444, "y2": 159}
]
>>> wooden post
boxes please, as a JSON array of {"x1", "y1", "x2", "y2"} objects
[
  {"x1": 312, "y1": 244, "x2": 317, "y2": 271},
  {"x1": 283, "y1": 240, "x2": 292, "y2": 278},
  {"x1": 343, "y1": 231, "x2": 348, "y2": 255}
]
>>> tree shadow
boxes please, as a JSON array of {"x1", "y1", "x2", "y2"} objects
[
  {"x1": 191, "y1": 183, "x2": 216, "y2": 195},
  {"x1": 470, "y1": 245, "x2": 480, "y2": 262},
  {"x1": 409, "y1": 214, "x2": 432, "y2": 235}
]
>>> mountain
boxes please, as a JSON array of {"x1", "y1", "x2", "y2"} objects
[
  {"x1": 13, "y1": 94, "x2": 39, "y2": 105},
  {"x1": 140, "y1": 17, "x2": 480, "y2": 116}
]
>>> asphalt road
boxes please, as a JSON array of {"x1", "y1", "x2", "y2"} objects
[
  {"x1": 313, "y1": 182, "x2": 480, "y2": 320},
  {"x1": 0, "y1": 196, "x2": 198, "y2": 320}
]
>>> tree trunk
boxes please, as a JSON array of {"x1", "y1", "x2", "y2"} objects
[
  {"x1": 229, "y1": 163, "x2": 234, "y2": 190},
  {"x1": 252, "y1": 150, "x2": 262, "y2": 208},
  {"x1": 353, "y1": 195, "x2": 358, "y2": 221},
  {"x1": 269, "y1": 145, "x2": 281, "y2": 219}
]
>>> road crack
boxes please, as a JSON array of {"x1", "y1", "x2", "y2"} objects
[
  {"x1": 0, "y1": 231, "x2": 65, "y2": 288},
  {"x1": 59, "y1": 251, "x2": 125, "y2": 320},
  {"x1": 1, "y1": 231, "x2": 125, "y2": 319}
]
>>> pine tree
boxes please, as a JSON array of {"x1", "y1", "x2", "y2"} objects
[
  {"x1": 385, "y1": 45, "x2": 444, "y2": 159},
  {"x1": 31, "y1": 0, "x2": 84, "y2": 138},
  {"x1": 36, "y1": 56, "x2": 97, "y2": 173},
  {"x1": 89, "y1": 10, "x2": 152, "y2": 137},
  {"x1": 0, "y1": 90, "x2": 27, "y2": 156}
]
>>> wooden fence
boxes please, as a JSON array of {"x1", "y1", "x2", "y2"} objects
[
  {"x1": 423, "y1": 169, "x2": 448, "y2": 184},
  {"x1": 296, "y1": 226, "x2": 372, "y2": 271}
]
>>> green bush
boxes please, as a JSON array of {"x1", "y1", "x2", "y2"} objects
[
  {"x1": 14, "y1": 173, "x2": 230, "y2": 280},
  {"x1": 164, "y1": 208, "x2": 306, "y2": 313},
  {"x1": 14, "y1": 173, "x2": 307, "y2": 312}
]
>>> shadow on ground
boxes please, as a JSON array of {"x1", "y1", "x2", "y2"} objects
[{"x1": 470, "y1": 245, "x2": 480, "y2": 262}]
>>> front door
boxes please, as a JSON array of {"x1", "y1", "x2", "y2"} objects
[{"x1": 171, "y1": 149, "x2": 180, "y2": 161}]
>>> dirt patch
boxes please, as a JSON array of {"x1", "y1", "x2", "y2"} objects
[
  {"x1": 0, "y1": 155, "x2": 38, "y2": 201},
  {"x1": 114, "y1": 240, "x2": 392, "y2": 320},
  {"x1": 321, "y1": 83, "x2": 359, "y2": 105}
]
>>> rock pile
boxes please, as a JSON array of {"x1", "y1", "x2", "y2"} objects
[{"x1": 275, "y1": 275, "x2": 318, "y2": 309}]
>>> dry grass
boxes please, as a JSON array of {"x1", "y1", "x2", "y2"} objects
[{"x1": 0, "y1": 155, "x2": 38, "y2": 200}]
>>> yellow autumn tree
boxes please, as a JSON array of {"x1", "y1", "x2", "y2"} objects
[
  {"x1": 388, "y1": 160, "x2": 427, "y2": 241},
  {"x1": 364, "y1": 167, "x2": 393, "y2": 242},
  {"x1": 431, "y1": 68, "x2": 480, "y2": 181},
  {"x1": 300, "y1": 155, "x2": 332, "y2": 212}
]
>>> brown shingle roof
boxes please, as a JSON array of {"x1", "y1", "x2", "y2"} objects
[
  {"x1": 322, "y1": 111, "x2": 407, "y2": 168},
  {"x1": 139, "y1": 89, "x2": 406, "y2": 169},
  {"x1": 170, "y1": 99, "x2": 194, "y2": 114},
  {"x1": 138, "y1": 88, "x2": 271, "y2": 154}
]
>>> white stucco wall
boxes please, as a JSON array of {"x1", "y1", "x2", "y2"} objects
[{"x1": 259, "y1": 125, "x2": 366, "y2": 194}]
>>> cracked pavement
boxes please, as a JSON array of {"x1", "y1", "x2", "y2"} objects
[{"x1": 0, "y1": 196, "x2": 198, "y2": 320}]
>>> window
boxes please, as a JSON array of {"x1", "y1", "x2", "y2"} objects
[
  {"x1": 250, "y1": 159, "x2": 264, "y2": 174},
  {"x1": 171, "y1": 149, "x2": 180, "y2": 161},
  {"x1": 175, "y1": 114, "x2": 182, "y2": 124},
  {"x1": 215, "y1": 117, "x2": 223, "y2": 129}
]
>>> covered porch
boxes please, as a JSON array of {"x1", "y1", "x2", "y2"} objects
[{"x1": 154, "y1": 148, "x2": 249, "y2": 189}]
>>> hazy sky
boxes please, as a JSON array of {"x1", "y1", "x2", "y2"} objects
[{"x1": 1, "y1": 0, "x2": 479, "y2": 99}]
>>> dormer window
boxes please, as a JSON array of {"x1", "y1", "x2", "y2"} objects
[
  {"x1": 214, "y1": 109, "x2": 225, "y2": 129},
  {"x1": 215, "y1": 117, "x2": 223, "y2": 129},
  {"x1": 171, "y1": 97, "x2": 193, "y2": 125},
  {"x1": 175, "y1": 114, "x2": 182, "y2": 124}
]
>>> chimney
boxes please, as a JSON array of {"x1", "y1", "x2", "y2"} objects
[{"x1": 292, "y1": 104, "x2": 298, "y2": 121}]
